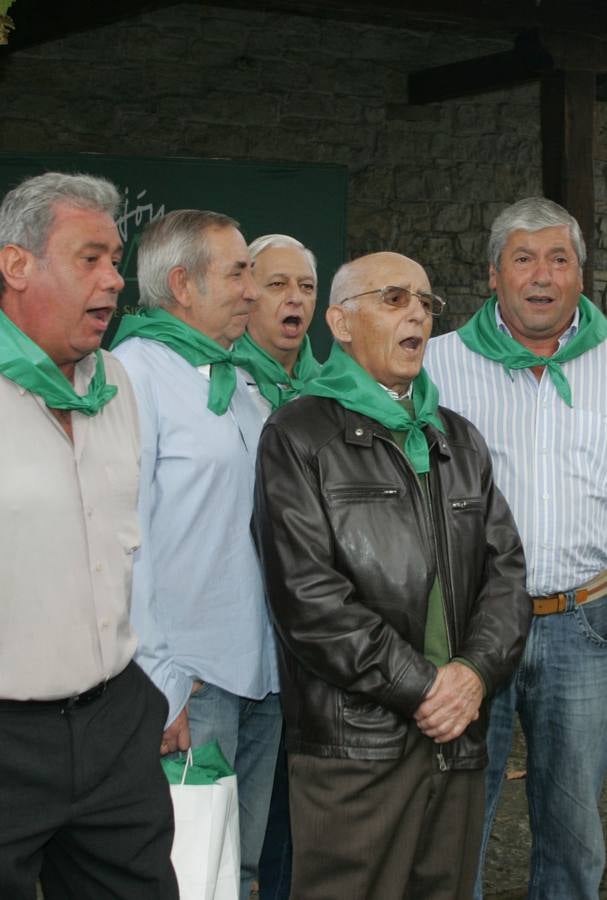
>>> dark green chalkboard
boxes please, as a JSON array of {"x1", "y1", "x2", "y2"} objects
[{"x1": 0, "y1": 153, "x2": 348, "y2": 358}]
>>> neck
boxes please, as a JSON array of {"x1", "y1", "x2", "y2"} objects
[
  {"x1": 59, "y1": 362, "x2": 76, "y2": 383},
  {"x1": 499, "y1": 307, "x2": 574, "y2": 358},
  {"x1": 252, "y1": 335, "x2": 300, "y2": 375},
  {"x1": 385, "y1": 380, "x2": 411, "y2": 397}
]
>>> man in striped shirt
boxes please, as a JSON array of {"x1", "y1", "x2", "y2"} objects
[{"x1": 424, "y1": 197, "x2": 607, "y2": 900}]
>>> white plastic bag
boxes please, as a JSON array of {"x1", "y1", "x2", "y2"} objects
[{"x1": 167, "y1": 746, "x2": 240, "y2": 900}]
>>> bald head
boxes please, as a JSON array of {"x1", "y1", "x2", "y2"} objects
[
  {"x1": 325, "y1": 250, "x2": 435, "y2": 395},
  {"x1": 329, "y1": 252, "x2": 430, "y2": 307}
]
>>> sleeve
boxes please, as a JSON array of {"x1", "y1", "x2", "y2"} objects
[
  {"x1": 454, "y1": 425, "x2": 532, "y2": 699},
  {"x1": 113, "y1": 346, "x2": 192, "y2": 726},
  {"x1": 252, "y1": 420, "x2": 438, "y2": 718}
]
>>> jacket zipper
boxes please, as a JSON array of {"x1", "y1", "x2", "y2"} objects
[
  {"x1": 375, "y1": 434, "x2": 436, "y2": 573},
  {"x1": 378, "y1": 433, "x2": 455, "y2": 774}
]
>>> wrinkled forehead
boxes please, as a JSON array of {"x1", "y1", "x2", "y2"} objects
[
  {"x1": 502, "y1": 225, "x2": 576, "y2": 256},
  {"x1": 346, "y1": 252, "x2": 430, "y2": 297},
  {"x1": 254, "y1": 244, "x2": 316, "y2": 279}
]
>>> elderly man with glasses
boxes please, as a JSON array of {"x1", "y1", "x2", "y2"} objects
[{"x1": 252, "y1": 250, "x2": 531, "y2": 900}]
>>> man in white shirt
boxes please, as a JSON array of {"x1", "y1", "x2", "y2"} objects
[
  {"x1": 425, "y1": 197, "x2": 607, "y2": 900},
  {"x1": 111, "y1": 209, "x2": 281, "y2": 900},
  {"x1": 0, "y1": 172, "x2": 177, "y2": 899}
]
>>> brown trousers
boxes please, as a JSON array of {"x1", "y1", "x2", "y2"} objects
[{"x1": 288, "y1": 726, "x2": 484, "y2": 900}]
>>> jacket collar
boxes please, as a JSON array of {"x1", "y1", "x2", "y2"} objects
[{"x1": 343, "y1": 408, "x2": 451, "y2": 460}]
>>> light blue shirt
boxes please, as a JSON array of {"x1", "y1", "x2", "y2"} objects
[
  {"x1": 425, "y1": 305, "x2": 607, "y2": 597},
  {"x1": 113, "y1": 337, "x2": 279, "y2": 725}
]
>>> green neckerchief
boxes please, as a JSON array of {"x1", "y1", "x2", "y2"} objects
[
  {"x1": 111, "y1": 307, "x2": 238, "y2": 416},
  {"x1": 458, "y1": 294, "x2": 607, "y2": 407},
  {"x1": 0, "y1": 309, "x2": 116, "y2": 415},
  {"x1": 300, "y1": 342, "x2": 444, "y2": 474},
  {"x1": 161, "y1": 739, "x2": 235, "y2": 786},
  {"x1": 235, "y1": 332, "x2": 321, "y2": 411}
]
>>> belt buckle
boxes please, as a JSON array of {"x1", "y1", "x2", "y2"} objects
[{"x1": 62, "y1": 680, "x2": 107, "y2": 711}]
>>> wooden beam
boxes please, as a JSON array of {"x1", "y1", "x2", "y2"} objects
[
  {"x1": 541, "y1": 70, "x2": 596, "y2": 294},
  {"x1": 408, "y1": 48, "x2": 540, "y2": 105},
  {"x1": 409, "y1": 29, "x2": 607, "y2": 105},
  {"x1": 200, "y1": 0, "x2": 607, "y2": 36}
]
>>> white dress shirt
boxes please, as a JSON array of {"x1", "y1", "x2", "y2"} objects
[
  {"x1": 0, "y1": 351, "x2": 140, "y2": 700},
  {"x1": 425, "y1": 306, "x2": 607, "y2": 596}
]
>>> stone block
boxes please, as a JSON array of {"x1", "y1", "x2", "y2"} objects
[
  {"x1": 351, "y1": 165, "x2": 396, "y2": 203},
  {"x1": 394, "y1": 169, "x2": 427, "y2": 201},
  {"x1": 433, "y1": 203, "x2": 472, "y2": 232}
]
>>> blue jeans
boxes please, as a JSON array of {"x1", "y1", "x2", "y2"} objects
[
  {"x1": 474, "y1": 592, "x2": 607, "y2": 900},
  {"x1": 186, "y1": 684, "x2": 282, "y2": 900}
]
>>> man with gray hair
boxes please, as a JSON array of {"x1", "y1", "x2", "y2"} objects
[
  {"x1": 111, "y1": 209, "x2": 281, "y2": 900},
  {"x1": 425, "y1": 196, "x2": 607, "y2": 900},
  {"x1": 236, "y1": 233, "x2": 320, "y2": 420},
  {"x1": 0, "y1": 172, "x2": 177, "y2": 898},
  {"x1": 236, "y1": 233, "x2": 321, "y2": 899},
  {"x1": 253, "y1": 248, "x2": 529, "y2": 899}
]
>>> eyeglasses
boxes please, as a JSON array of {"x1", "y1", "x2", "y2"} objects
[{"x1": 338, "y1": 285, "x2": 446, "y2": 317}]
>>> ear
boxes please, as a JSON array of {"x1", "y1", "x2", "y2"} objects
[
  {"x1": 488, "y1": 264, "x2": 498, "y2": 292},
  {"x1": 325, "y1": 304, "x2": 352, "y2": 344},
  {"x1": 167, "y1": 266, "x2": 192, "y2": 309},
  {"x1": 0, "y1": 244, "x2": 32, "y2": 293}
]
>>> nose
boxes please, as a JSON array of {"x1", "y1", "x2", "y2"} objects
[
  {"x1": 102, "y1": 263, "x2": 125, "y2": 294},
  {"x1": 286, "y1": 287, "x2": 305, "y2": 307},
  {"x1": 243, "y1": 268, "x2": 260, "y2": 303},
  {"x1": 531, "y1": 258, "x2": 552, "y2": 286},
  {"x1": 407, "y1": 293, "x2": 428, "y2": 323}
]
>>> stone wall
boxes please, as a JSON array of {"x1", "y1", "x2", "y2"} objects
[{"x1": 1, "y1": 2, "x2": 606, "y2": 329}]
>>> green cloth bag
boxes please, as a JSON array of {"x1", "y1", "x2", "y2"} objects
[{"x1": 161, "y1": 739, "x2": 235, "y2": 786}]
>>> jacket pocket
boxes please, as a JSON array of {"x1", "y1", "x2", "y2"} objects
[
  {"x1": 450, "y1": 496, "x2": 482, "y2": 512},
  {"x1": 342, "y1": 693, "x2": 409, "y2": 742},
  {"x1": 326, "y1": 483, "x2": 405, "y2": 506}
]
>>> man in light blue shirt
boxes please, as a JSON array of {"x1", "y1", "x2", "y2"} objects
[
  {"x1": 112, "y1": 209, "x2": 281, "y2": 900},
  {"x1": 425, "y1": 197, "x2": 607, "y2": 900}
]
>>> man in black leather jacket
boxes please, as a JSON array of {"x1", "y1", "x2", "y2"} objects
[{"x1": 253, "y1": 250, "x2": 530, "y2": 900}]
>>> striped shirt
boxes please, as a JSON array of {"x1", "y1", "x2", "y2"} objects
[{"x1": 424, "y1": 305, "x2": 607, "y2": 596}]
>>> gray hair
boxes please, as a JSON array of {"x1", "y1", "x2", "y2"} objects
[
  {"x1": 329, "y1": 261, "x2": 352, "y2": 306},
  {"x1": 0, "y1": 171, "x2": 121, "y2": 255},
  {"x1": 0, "y1": 171, "x2": 121, "y2": 297},
  {"x1": 248, "y1": 233, "x2": 317, "y2": 278},
  {"x1": 489, "y1": 197, "x2": 586, "y2": 270},
  {"x1": 137, "y1": 209, "x2": 239, "y2": 309}
]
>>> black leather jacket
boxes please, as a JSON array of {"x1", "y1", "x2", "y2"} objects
[{"x1": 253, "y1": 396, "x2": 530, "y2": 770}]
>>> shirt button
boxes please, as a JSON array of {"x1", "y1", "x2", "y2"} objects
[
  {"x1": 95, "y1": 563, "x2": 103, "y2": 573},
  {"x1": 99, "y1": 618, "x2": 109, "y2": 629},
  {"x1": 542, "y1": 493, "x2": 549, "y2": 501},
  {"x1": 355, "y1": 428, "x2": 364, "y2": 437}
]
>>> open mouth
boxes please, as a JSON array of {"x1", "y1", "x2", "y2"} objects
[
  {"x1": 281, "y1": 314, "x2": 303, "y2": 338},
  {"x1": 87, "y1": 307, "x2": 115, "y2": 328},
  {"x1": 526, "y1": 295, "x2": 554, "y2": 305},
  {"x1": 399, "y1": 336, "x2": 422, "y2": 352}
]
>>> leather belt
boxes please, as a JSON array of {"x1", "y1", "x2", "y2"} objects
[
  {"x1": 532, "y1": 569, "x2": 607, "y2": 616},
  {"x1": 14, "y1": 679, "x2": 110, "y2": 711}
]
